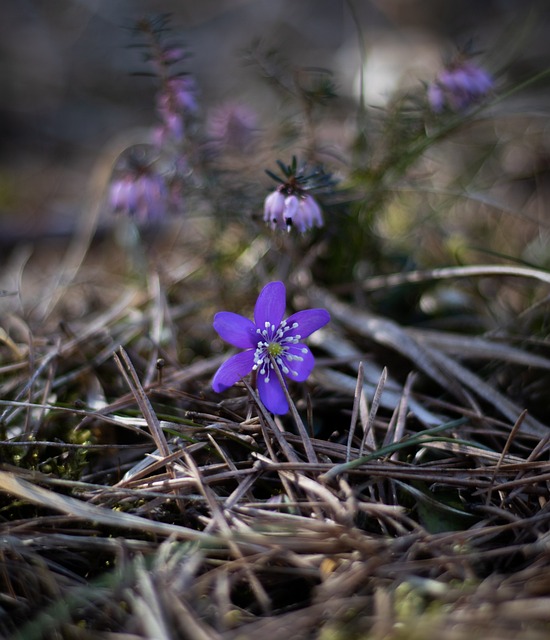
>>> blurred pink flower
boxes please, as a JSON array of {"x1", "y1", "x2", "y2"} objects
[
  {"x1": 428, "y1": 59, "x2": 493, "y2": 112},
  {"x1": 110, "y1": 176, "x2": 138, "y2": 215},
  {"x1": 166, "y1": 76, "x2": 198, "y2": 113},
  {"x1": 263, "y1": 189, "x2": 286, "y2": 229},
  {"x1": 295, "y1": 194, "x2": 323, "y2": 232},
  {"x1": 109, "y1": 171, "x2": 168, "y2": 222},
  {"x1": 263, "y1": 189, "x2": 323, "y2": 232},
  {"x1": 154, "y1": 76, "x2": 197, "y2": 146},
  {"x1": 207, "y1": 102, "x2": 258, "y2": 152}
]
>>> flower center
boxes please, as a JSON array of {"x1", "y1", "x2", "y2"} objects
[
  {"x1": 267, "y1": 342, "x2": 283, "y2": 357},
  {"x1": 252, "y1": 319, "x2": 306, "y2": 384}
]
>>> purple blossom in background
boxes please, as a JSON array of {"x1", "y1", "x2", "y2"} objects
[
  {"x1": 153, "y1": 110, "x2": 184, "y2": 146},
  {"x1": 212, "y1": 281, "x2": 330, "y2": 414},
  {"x1": 263, "y1": 190, "x2": 286, "y2": 228},
  {"x1": 295, "y1": 194, "x2": 323, "y2": 232},
  {"x1": 428, "y1": 58, "x2": 493, "y2": 113},
  {"x1": 264, "y1": 191, "x2": 324, "y2": 232},
  {"x1": 207, "y1": 102, "x2": 258, "y2": 152},
  {"x1": 167, "y1": 76, "x2": 198, "y2": 113},
  {"x1": 109, "y1": 17, "x2": 192, "y2": 222},
  {"x1": 131, "y1": 18, "x2": 197, "y2": 149},
  {"x1": 154, "y1": 46, "x2": 187, "y2": 68},
  {"x1": 154, "y1": 76, "x2": 197, "y2": 146},
  {"x1": 109, "y1": 169, "x2": 168, "y2": 222},
  {"x1": 262, "y1": 156, "x2": 335, "y2": 233}
]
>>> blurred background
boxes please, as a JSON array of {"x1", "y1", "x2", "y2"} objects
[{"x1": 0, "y1": 0, "x2": 549, "y2": 244}]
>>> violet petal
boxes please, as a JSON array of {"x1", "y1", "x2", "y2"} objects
[
  {"x1": 285, "y1": 309, "x2": 330, "y2": 339},
  {"x1": 213, "y1": 312, "x2": 257, "y2": 348},
  {"x1": 284, "y1": 344, "x2": 315, "y2": 382},
  {"x1": 254, "y1": 281, "x2": 286, "y2": 330},
  {"x1": 257, "y1": 374, "x2": 289, "y2": 414},
  {"x1": 212, "y1": 350, "x2": 255, "y2": 392}
]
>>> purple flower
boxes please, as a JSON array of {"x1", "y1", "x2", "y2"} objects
[
  {"x1": 207, "y1": 102, "x2": 258, "y2": 152},
  {"x1": 133, "y1": 174, "x2": 167, "y2": 221},
  {"x1": 263, "y1": 190, "x2": 324, "y2": 233},
  {"x1": 427, "y1": 83, "x2": 445, "y2": 113},
  {"x1": 159, "y1": 46, "x2": 187, "y2": 65},
  {"x1": 212, "y1": 281, "x2": 330, "y2": 414},
  {"x1": 428, "y1": 59, "x2": 493, "y2": 113},
  {"x1": 263, "y1": 189, "x2": 286, "y2": 229},
  {"x1": 167, "y1": 76, "x2": 198, "y2": 113},
  {"x1": 110, "y1": 176, "x2": 138, "y2": 215},
  {"x1": 109, "y1": 171, "x2": 168, "y2": 222},
  {"x1": 154, "y1": 110, "x2": 185, "y2": 145},
  {"x1": 262, "y1": 156, "x2": 334, "y2": 233},
  {"x1": 295, "y1": 194, "x2": 323, "y2": 232},
  {"x1": 154, "y1": 76, "x2": 197, "y2": 146}
]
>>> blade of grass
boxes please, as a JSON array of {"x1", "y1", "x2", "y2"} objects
[
  {"x1": 320, "y1": 418, "x2": 468, "y2": 482},
  {"x1": 361, "y1": 366, "x2": 386, "y2": 455},
  {"x1": 346, "y1": 361, "x2": 364, "y2": 462},
  {"x1": 345, "y1": 263, "x2": 550, "y2": 294},
  {"x1": 0, "y1": 470, "x2": 236, "y2": 546},
  {"x1": 114, "y1": 346, "x2": 170, "y2": 457}
]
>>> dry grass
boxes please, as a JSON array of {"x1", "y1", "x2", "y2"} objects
[
  {"x1": 1, "y1": 212, "x2": 550, "y2": 640},
  {"x1": 2, "y1": 7, "x2": 550, "y2": 637}
]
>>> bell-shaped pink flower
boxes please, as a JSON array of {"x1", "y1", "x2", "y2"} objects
[
  {"x1": 263, "y1": 190, "x2": 286, "y2": 229},
  {"x1": 428, "y1": 59, "x2": 493, "y2": 113},
  {"x1": 283, "y1": 195, "x2": 300, "y2": 230},
  {"x1": 296, "y1": 195, "x2": 323, "y2": 232},
  {"x1": 262, "y1": 189, "x2": 324, "y2": 233}
]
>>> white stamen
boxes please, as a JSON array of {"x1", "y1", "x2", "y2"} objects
[{"x1": 251, "y1": 317, "x2": 311, "y2": 385}]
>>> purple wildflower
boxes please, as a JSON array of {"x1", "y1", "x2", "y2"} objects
[
  {"x1": 212, "y1": 281, "x2": 330, "y2": 414},
  {"x1": 109, "y1": 170, "x2": 168, "y2": 222},
  {"x1": 263, "y1": 190, "x2": 286, "y2": 228},
  {"x1": 153, "y1": 46, "x2": 187, "y2": 71},
  {"x1": 262, "y1": 156, "x2": 334, "y2": 233},
  {"x1": 153, "y1": 109, "x2": 184, "y2": 145},
  {"x1": 428, "y1": 58, "x2": 493, "y2": 113},
  {"x1": 110, "y1": 176, "x2": 138, "y2": 215},
  {"x1": 263, "y1": 190, "x2": 324, "y2": 232},
  {"x1": 167, "y1": 76, "x2": 198, "y2": 113},
  {"x1": 207, "y1": 102, "x2": 258, "y2": 152},
  {"x1": 154, "y1": 76, "x2": 197, "y2": 146},
  {"x1": 295, "y1": 194, "x2": 323, "y2": 232}
]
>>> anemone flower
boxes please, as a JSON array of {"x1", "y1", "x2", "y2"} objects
[{"x1": 212, "y1": 281, "x2": 330, "y2": 414}]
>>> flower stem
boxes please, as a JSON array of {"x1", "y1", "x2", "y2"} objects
[{"x1": 268, "y1": 355, "x2": 318, "y2": 464}]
